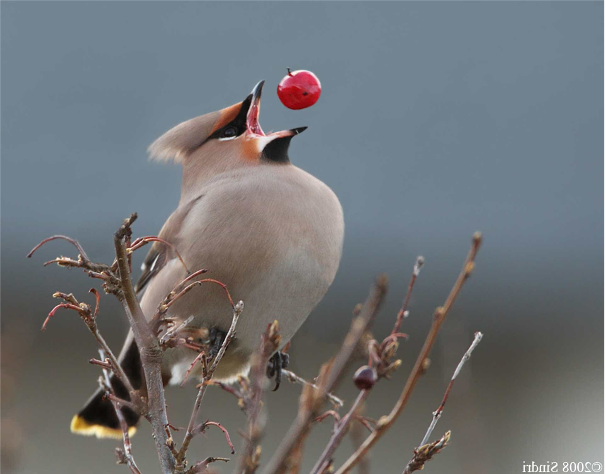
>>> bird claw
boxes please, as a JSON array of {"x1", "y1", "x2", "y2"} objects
[
  {"x1": 267, "y1": 351, "x2": 289, "y2": 391},
  {"x1": 209, "y1": 327, "x2": 227, "y2": 360}
]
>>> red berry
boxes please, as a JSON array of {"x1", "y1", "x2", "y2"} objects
[
  {"x1": 277, "y1": 68, "x2": 321, "y2": 110},
  {"x1": 353, "y1": 365, "x2": 378, "y2": 391}
]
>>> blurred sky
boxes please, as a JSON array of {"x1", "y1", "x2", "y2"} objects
[{"x1": 1, "y1": 2, "x2": 603, "y2": 474}]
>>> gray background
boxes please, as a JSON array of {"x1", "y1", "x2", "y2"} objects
[{"x1": 1, "y1": 2, "x2": 603, "y2": 473}]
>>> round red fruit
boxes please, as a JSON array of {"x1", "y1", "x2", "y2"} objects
[{"x1": 277, "y1": 68, "x2": 321, "y2": 110}]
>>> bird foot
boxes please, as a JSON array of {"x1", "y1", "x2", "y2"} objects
[
  {"x1": 208, "y1": 327, "x2": 227, "y2": 359},
  {"x1": 266, "y1": 351, "x2": 289, "y2": 391}
]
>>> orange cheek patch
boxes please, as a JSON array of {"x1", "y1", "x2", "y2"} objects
[
  {"x1": 210, "y1": 102, "x2": 242, "y2": 135},
  {"x1": 241, "y1": 137, "x2": 261, "y2": 161}
]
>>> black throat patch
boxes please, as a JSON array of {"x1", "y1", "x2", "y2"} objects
[{"x1": 262, "y1": 136, "x2": 293, "y2": 164}]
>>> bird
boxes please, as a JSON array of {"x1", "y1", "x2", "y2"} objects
[{"x1": 70, "y1": 80, "x2": 345, "y2": 439}]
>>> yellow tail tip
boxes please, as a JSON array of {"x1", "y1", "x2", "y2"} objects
[{"x1": 70, "y1": 415, "x2": 137, "y2": 439}]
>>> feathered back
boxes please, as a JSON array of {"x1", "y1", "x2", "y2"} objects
[{"x1": 148, "y1": 102, "x2": 242, "y2": 163}]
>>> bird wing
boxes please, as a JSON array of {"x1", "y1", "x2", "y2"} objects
[
  {"x1": 134, "y1": 195, "x2": 204, "y2": 295},
  {"x1": 135, "y1": 242, "x2": 167, "y2": 295}
]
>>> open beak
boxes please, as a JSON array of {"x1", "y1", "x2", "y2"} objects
[
  {"x1": 246, "y1": 80, "x2": 265, "y2": 136},
  {"x1": 245, "y1": 80, "x2": 306, "y2": 139}
]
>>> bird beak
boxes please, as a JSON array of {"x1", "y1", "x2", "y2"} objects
[
  {"x1": 246, "y1": 80, "x2": 265, "y2": 136},
  {"x1": 267, "y1": 127, "x2": 308, "y2": 139},
  {"x1": 245, "y1": 80, "x2": 306, "y2": 139}
]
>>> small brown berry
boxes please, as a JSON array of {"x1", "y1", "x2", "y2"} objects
[{"x1": 353, "y1": 365, "x2": 378, "y2": 390}]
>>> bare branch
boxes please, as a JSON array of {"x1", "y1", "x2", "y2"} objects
[
  {"x1": 164, "y1": 279, "x2": 236, "y2": 314},
  {"x1": 28, "y1": 234, "x2": 114, "y2": 279},
  {"x1": 350, "y1": 413, "x2": 371, "y2": 474},
  {"x1": 282, "y1": 370, "x2": 344, "y2": 408},
  {"x1": 180, "y1": 348, "x2": 207, "y2": 388},
  {"x1": 207, "y1": 379, "x2": 249, "y2": 411},
  {"x1": 333, "y1": 233, "x2": 482, "y2": 474},
  {"x1": 27, "y1": 234, "x2": 92, "y2": 262},
  {"x1": 238, "y1": 320, "x2": 282, "y2": 474},
  {"x1": 403, "y1": 431, "x2": 451, "y2": 474},
  {"x1": 392, "y1": 256, "x2": 424, "y2": 335},
  {"x1": 310, "y1": 390, "x2": 369, "y2": 474},
  {"x1": 98, "y1": 350, "x2": 142, "y2": 474},
  {"x1": 314, "y1": 410, "x2": 341, "y2": 431},
  {"x1": 160, "y1": 315, "x2": 196, "y2": 347},
  {"x1": 114, "y1": 213, "x2": 176, "y2": 474},
  {"x1": 401, "y1": 331, "x2": 483, "y2": 474},
  {"x1": 89, "y1": 358, "x2": 113, "y2": 370},
  {"x1": 354, "y1": 416, "x2": 375, "y2": 434},
  {"x1": 32, "y1": 213, "x2": 484, "y2": 474},
  {"x1": 310, "y1": 255, "x2": 428, "y2": 474},
  {"x1": 418, "y1": 331, "x2": 483, "y2": 448},
  {"x1": 152, "y1": 269, "x2": 209, "y2": 330},
  {"x1": 176, "y1": 301, "x2": 244, "y2": 467},
  {"x1": 128, "y1": 236, "x2": 191, "y2": 274},
  {"x1": 43, "y1": 291, "x2": 137, "y2": 397},
  {"x1": 187, "y1": 456, "x2": 230, "y2": 474},
  {"x1": 42, "y1": 303, "x2": 82, "y2": 331},
  {"x1": 192, "y1": 421, "x2": 236, "y2": 455},
  {"x1": 262, "y1": 276, "x2": 388, "y2": 474}
]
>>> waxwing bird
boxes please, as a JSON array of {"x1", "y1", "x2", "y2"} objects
[{"x1": 71, "y1": 81, "x2": 345, "y2": 439}]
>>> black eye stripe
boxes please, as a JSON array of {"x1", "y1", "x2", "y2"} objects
[
  {"x1": 207, "y1": 94, "x2": 252, "y2": 142},
  {"x1": 210, "y1": 122, "x2": 244, "y2": 140}
]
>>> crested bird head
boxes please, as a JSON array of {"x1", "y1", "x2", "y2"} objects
[{"x1": 148, "y1": 81, "x2": 306, "y2": 172}]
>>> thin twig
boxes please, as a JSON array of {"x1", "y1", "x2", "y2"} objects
[
  {"x1": 402, "y1": 332, "x2": 483, "y2": 474},
  {"x1": 392, "y1": 256, "x2": 424, "y2": 335},
  {"x1": 403, "y1": 431, "x2": 451, "y2": 474},
  {"x1": 176, "y1": 301, "x2": 244, "y2": 466},
  {"x1": 333, "y1": 233, "x2": 482, "y2": 474},
  {"x1": 180, "y1": 349, "x2": 207, "y2": 387},
  {"x1": 152, "y1": 269, "x2": 209, "y2": 329},
  {"x1": 28, "y1": 234, "x2": 112, "y2": 276},
  {"x1": 355, "y1": 417, "x2": 376, "y2": 433},
  {"x1": 192, "y1": 421, "x2": 236, "y2": 455},
  {"x1": 314, "y1": 410, "x2": 341, "y2": 432},
  {"x1": 90, "y1": 329, "x2": 137, "y2": 397},
  {"x1": 42, "y1": 303, "x2": 82, "y2": 330},
  {"x1": 350, "y1": 405, "x2": 371, "y2": 474},
  {"x1": 160, "y1": 315, "x2": 195, "y2": 346},
  {"x1": 27, "y1": 234, "x2": 91, "y2": 261},
  {"x1": 128, "y1": 236, "x2": 191, "y2": 274},
  {"x1": 89, "y1": 358, "x2": 113, "y2": 370},
  {"x1": 238, "y1": 321, "x2": 282, "y2": 474},
  {"x1": 283, "y1": 370, "x2": 344, "y2": 408},
  {"x1": 43, "y1": 291, "x2": 137, "y2": 397},
  {"x1": 310, "y1": 390, "x2": 369, "y2": 474},
  {"x1": 105, "y1": 393, "x2": 141, "y2": 414},
  {"x1": 187, "y1": 456, "x2": 230, "y2": 474},
  {"x1": 99, "y1": 350, "x2": 142, "y2": 474},
  {"x1": 164, "y1": 279, "x2": 236, "y2": 313},
  {"x1": 418, "y1": 331, "x2": 483, "y2": 448},
  {"x1": 213, "y1": 379, "x2": 245, "y2": 397}
]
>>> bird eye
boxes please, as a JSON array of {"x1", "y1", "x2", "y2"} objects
[{"x1": 221, "y1": 126, "x2": 238, "y2": 139}]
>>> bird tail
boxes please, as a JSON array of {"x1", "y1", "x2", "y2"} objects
[{"x1": 71, "y1": 340, "x2": 142, "y2": 439}]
